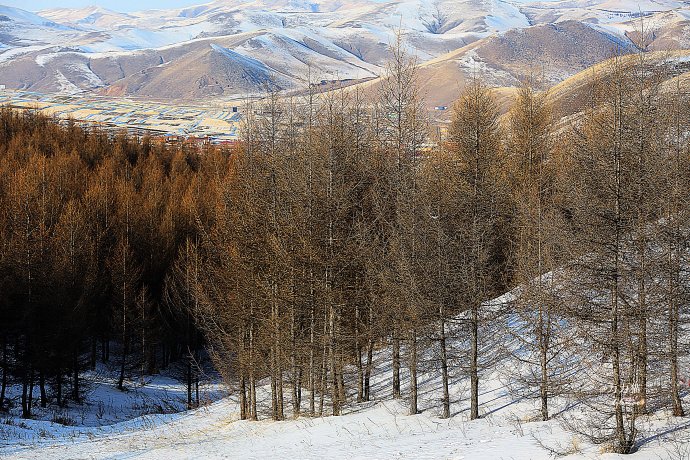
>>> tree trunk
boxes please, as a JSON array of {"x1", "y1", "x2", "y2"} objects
[
  {"x1": 56, "y1": 371, "x2": 63, "y2": 407},
  {"x1": 72, "y1": 352, "x2": 80, "y2": 402},
  {"x1": 249, "y1": 311, "x2": 257, "y2": 420},
  {"x1": 195, "y1": 374, "x2": 199, "y2": 407},
  {"x1": 440, "y1": 316, "x2": 450, "y2": 419},
  {"x1": 276, "y1": 315, "x2": 284, "y2": 420},
  {"x1": 186, "y1": 355, "x2": 193, "y2": 409},
  {"x1": 329, "y1": 306, "x2": 340, "y2": 416},
  {"x1": 356, "y1": 304, "x2": 364, "y2": 403},
  {"x1": 271, "y1": 367, "x2": 277, "y2": 420},
  {"x1": 21, "y1": 368, "x2": 29, "y2": 418},
  {"x1": 636, "y1": 251, "x2": 648, "y2": 414},
  {"x1": 538, "y1": 305, "x2": 549, "y2": 421},
  {"x1": 364, "y1": 339, "x2": 374, "y2": 402},
  {"x1": 91, "y1": 337, "x2": 97, "y2": 371},
  {"x1": 39, "y1": 369, "x2": 47, "y2": 408},
  {"x1": 470, "y1": 304, "x2": 479, "y2": 420},
  {"x1": 338, "y1": 353, "x2": 346, "y2": 407},
  {"x1": 669, "y1": 246, "x2": 684, "y2": 416},
  {"x1": 118, "y1": 337, "x2": 127, "y2": 391},
  {"x1": 240, "y1": 375, "x2": 247, "y2": 420},
  {"x1": 0, "y1": 337, "x2": 6, "y2": 410},
  {"x1": 409, "y1": 328, "x2": 418, "y2": 415},
  {"x1": 364, "y1": 303, "x2": 374, "y2": 402},
  {"x1": 319, "y1": 303, "x2": 327, "y2": 416},
  {"x1": 291, "y1": 305, "x2": 300, "y2": 418},
  {"x1": 27, "y1": 367, "x2": 35, "y2": 418},
  {"x1": 309, "y1": 300, "x2": 316, "y2": 416},
  {"x1": 249, "y1": 373, "x2": 257, "y2": 421},
  {"x1": 101, "y1": 337, "x2": 108, "y2": 363},
  {"x1": 392, "y1": 332, "x2": 401, "y2": 399}
]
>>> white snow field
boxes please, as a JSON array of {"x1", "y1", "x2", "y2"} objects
[{"x1": 1, "y1": 311, "x2": 689, "y2": 460}]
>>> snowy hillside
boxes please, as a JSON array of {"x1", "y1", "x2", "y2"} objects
[
  {"x1": 0, "y1": 0, "x2": 686, "y2": 101},
  {"x1": 1, "y1": 299, "x2": 688, "y2": 459}
]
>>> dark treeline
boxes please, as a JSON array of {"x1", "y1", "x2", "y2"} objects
[
  {"x1": 0, "y1": 110, "x2": 228, "y2": 416},
  {"x1": 0, "y1": 42, "x2": 689, "y2": 455}
]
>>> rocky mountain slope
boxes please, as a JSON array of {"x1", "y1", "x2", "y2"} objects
[{"x1": 0, "y1": 0, "x2": 687, "y2": 103}]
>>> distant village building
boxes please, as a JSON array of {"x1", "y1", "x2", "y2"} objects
[
  {"x1": 211, "y1": 139, "x2": 240, "y2": 146},
  {"x1": 185, "y1": 136, "x2": 211, "y2": 146}
]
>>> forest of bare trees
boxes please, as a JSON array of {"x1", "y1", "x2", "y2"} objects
[
  {"x1": 0, "y1": 112, "x2": 225, "y2": 415},
  {"x1": 0, "y1": 42, "x2": 688, "y2": 455}
]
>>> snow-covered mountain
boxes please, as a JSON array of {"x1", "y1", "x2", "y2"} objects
[{"x1": 0, "y1": 0, "x2": 688, "y2": 102}]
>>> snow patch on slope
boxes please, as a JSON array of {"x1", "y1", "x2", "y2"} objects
[
  {"x1": 486, "y1": 0, "x2": 532, "y2": 31},
  {"x1": 0, "y1": 6, "x2": 57, "y2": 27},
  {"x1": 0, "y1": 46, "x2": 51, "y2": 64},
  {"x1": 53, "y1": 69, "x2": 82, "y2": 94}
]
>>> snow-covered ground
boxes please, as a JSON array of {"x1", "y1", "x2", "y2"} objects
[
  {"x1": 0, "y1": 294, "x2": 688, "y2": 459},
  {"x1": 1, "y1": 335, "x2": 688, "y2": 459},
  {"x1": 0, "y1": 362, "x2": 227, "y2": 450}
]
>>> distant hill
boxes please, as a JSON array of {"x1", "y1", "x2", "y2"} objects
[{"x1": 0, "y1": 0, "x2": 687, "y2": 101}]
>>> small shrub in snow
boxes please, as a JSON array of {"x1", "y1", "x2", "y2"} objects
[
  {"x1": 0, "y1": 425, "x2": 19, "y2": 442},
  {"x1": 51, "y1": 412, "x2": 77, "y2": 427},
  {"x1": 568, "y1": 437, "x2": 583, "y2": 455},
  {"x1": 598, "y1": 442, "x2": 615, "y2": 454},
  {"x1": 96, "y1": 401, "x2": 106, "y2": 421}
]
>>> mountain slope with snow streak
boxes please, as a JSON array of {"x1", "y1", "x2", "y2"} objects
[{"x1": 0, "y1": 0, "x2": 686, "y2": 101}]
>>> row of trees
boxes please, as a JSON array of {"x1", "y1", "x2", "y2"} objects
[
  {"x1": 189, "y1": 42, "x2": 512, "y2": 424},
  {"x1": 559, "y1": 51, "x2": 690, "y2": 453},
  {"x1": 0, "y1": 40, "x2": 687, "y2": 455},
  {"x1": 0, "y1": 112, "x2": 226, "y2": 417},
  {"x1": 190, "y1": 44, "x2": 690, "y2": 455}
]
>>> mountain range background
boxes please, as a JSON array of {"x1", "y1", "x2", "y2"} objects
[{"x1": 0, "y1": 0, "x2": 688, "y2": 108}]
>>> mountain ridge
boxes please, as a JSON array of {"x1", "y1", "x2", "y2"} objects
[{"x1": 0, "y1": 0, "x2": 687, "y2": 103}]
